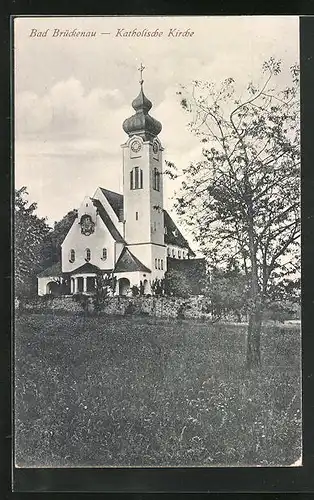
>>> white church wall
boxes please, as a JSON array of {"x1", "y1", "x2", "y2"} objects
[
  {"x1": 62, "y1": 197, "x2": 116, "y2": 273},
  {"x1": 122, "y1": 139, "x2": 152, "y2": 245},
  {"x1": 126, "y1": 243, "x2": 167, "y2": 280},
  {"x1": 38, "y1": 276, "x2": 59, "y2": 296},
  {"x1": 149, "y1": 139, "x2": 164, "y2": 248},
  {"x1": 166, "y1": 244, "x2": 190, "y2": 260},
  {"x1": 114, "y1": 271, "x2": 152, "y2": 294}
]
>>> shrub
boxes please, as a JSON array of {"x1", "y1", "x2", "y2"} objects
[
  {"x1": 124, "y1": 302, "x2": 136, "y2": 315},
  {"x1": 131, "y1": 285, "x2": 140, "y2": 297},
  {"x1": 72, "y1": 293, "x2": 89, "y2": 313}
]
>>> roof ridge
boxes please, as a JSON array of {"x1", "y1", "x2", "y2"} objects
[{"x1": 99, "y1": 187, "x2": 123, "y2": 196}]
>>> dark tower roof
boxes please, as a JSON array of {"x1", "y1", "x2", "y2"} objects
[{"x1": 122, "y1": 67, "x2": 162, "y2": 141}]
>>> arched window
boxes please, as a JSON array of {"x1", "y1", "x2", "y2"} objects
[
  {"x1": 161, "y1": 259, "x2": 163, "y2": 270},
  {"x1": 158, "y1": 259, "x2": 160, "y2": 270},
  {"x1": 130, "y1": 167, "x2": 143, "y2": 190},
  {"x1": 153, "y1": 167, "x2": 160, "y2": 191},
  {"x1": 69, "y1": 249, "x2": 75, "y2": 263},
  {"x1": 172, "y1": 249, "x2": 175, "y2": 258},
  {"x1": 167, "y1": 248, "x2": 171, "y2": 256},
  {"x1": 85, "y1": 248, "x2": 91, "y2": 262},
  {"x1": 102, "y1": 248, "x2": 107, "y2": 260},
  {"x1": 135, "y1": 211, "x2": 139, "y2": 220},
  {"x1": 178, "y1": 250, "x2": 181, "y2": 259},
  {"x1": 155, "y1": 258, "x2": 158, "y2": 269}
]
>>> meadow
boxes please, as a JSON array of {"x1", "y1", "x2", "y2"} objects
[{"x1": 14, "y1": 312, "x2": 301, "y2": 467}]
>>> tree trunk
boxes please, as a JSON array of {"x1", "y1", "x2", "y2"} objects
[
  {"x1": 246, "y1": 183, "x2": 263, "y2": 369},
  {"x1": 246, "y1": 305, "x2": 262, "y2": 369}
]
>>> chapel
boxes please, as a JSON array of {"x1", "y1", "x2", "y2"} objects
[{"x1": 38, "y1": 69, "x2": 201, "y2": 296}]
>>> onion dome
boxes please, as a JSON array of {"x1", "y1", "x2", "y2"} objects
[{"x1": 123, "y1": 82, "x2": 162, "y2": 140}]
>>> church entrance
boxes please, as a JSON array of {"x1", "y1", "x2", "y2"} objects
[
  {"x1": 118, "y1": 278, "x2": 130, "y2": 296},
  {"x1": 86, "y1": 276, "x2": 95, "y2": 293},
  {"x1": 46, "y1": 281, "x2": 61, "y2": 295},
  {"x1": 77, "y1": 277, "x2": 84, "y2": 293}
]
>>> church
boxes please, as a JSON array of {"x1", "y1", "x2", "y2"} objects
[{"x1": 37, "y1": 69, "x2": 200, "y2": 297}]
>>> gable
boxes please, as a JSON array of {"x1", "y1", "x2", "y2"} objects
[{"x1": 114, "y1": 247, "x2": 150, "y2": 273}]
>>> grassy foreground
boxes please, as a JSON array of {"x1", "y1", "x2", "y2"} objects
[{"x1": 15, "y1": 312, "x2": 301, "y2": 467}]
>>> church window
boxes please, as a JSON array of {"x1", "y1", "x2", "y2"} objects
[
  {"x1": 102, "y1": 248, "x2": 107, "y2": 260},
  {"x1": 167, "y1": 248, "x2": 171, "y2": 256},
  {"x1": 85, "y1": 248, "x2": 91, "y2": 262},
  {"x1": 161, "y1": 259, "x2": 163, "y2": 270},
  {"x1": 172, "y1": 249, "x2": 175, "y2": 258},
  {"x1": 135, "y1": 211, "x2": 139, "y2": 220},
  {"x1": 158, "y1": 259, "x2": 160, "y2": 269},
  {"x1": 178, "y1": 250, "x2": 181, "y2": 259},
  {"x1": 69, "y1": 249, "x2": 75, "y2": 263},
  {"x1": 153, "y1": 167, "x2": 160, "y2": 191},
  {"x1": 155, "y1": 258, "x2": 158, "y2": 269},
  {"x1": 130, "y1": 167, "x2": 143, "y2": 190}
]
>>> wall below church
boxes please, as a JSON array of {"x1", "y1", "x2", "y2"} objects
[{"x1": 20, "y1": 295, "x2": 212, "y2": 320}]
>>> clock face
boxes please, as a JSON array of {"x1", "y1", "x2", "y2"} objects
[
  {"x1": 152, "y1": 142, "x2": 159, "y2": 154},
  {"x1": 131, "y1": 140, "x2": 141, "y2": 153}
]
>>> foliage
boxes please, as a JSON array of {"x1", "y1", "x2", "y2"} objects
[
  {"x1": 169, "y1": 58, "x2": 300, "y2": 367},
  {"x1": 164, "y1": 269, "x2": 193, "y2": 298},
  {"x1": 265, "y1": 300, "x2": 300, "y2": 323},
  {"x1": 151, "y1": 278, "x2": 165, "y2": 296},
  {"x1": 41, "y1": 209, "x2": 78, "y2": 269},
  {"x1": 209, "y1": 267, "x2": 249, "y2": 322},
  {"x1": 131, "y1": 285, "x2": 140, "y2": 297},
  {"x1": 94, "y1": 272, "x2": 116, "y2": 312},
  {"x1": 15, "y1": 313, "x2": 301, "y2": 467},
  {"x1": 15, "y1": 187, "x2": 50, "y2": 297}
]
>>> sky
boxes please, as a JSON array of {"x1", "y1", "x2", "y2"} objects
[{"x1": 14, "y1": 16, "x2": 299, "y2": 230}]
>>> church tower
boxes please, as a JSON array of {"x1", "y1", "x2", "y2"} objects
[{"x1": 121, "y1": 65, "x2": 166, "y2": 277}]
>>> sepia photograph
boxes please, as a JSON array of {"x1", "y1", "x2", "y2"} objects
[{"x1": 14, "y1": 15, "x2": 301, "y2": 468}]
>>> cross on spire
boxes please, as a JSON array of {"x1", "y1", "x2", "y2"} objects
[{"x1": 138, "y1": 63, "x2": 145, "y2": 85}]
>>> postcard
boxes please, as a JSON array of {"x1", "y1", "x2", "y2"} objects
[{"x1": 13, "y1": 15, "x2": 301, "y2": 469}]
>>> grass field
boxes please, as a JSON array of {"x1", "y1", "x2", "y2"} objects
[{"x1": 15, "y1": 312, "x2": 301, "y2": 467}]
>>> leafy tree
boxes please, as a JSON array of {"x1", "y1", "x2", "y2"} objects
[
  {"x1": 209, "y1": 267, "x2": 249, "y2": 322},
  {"x1": 15, "y1": 187, "x2": 50, "y2": 297},
  {"x1": 41, "y1": 209, "x2": 78, "y2": 269},
  {"x1": 169, "y1": 58, "x2": 300, "y2": 368},
  {"x1": 164, "y1": 269, "x2": 193, "y2": 298}
]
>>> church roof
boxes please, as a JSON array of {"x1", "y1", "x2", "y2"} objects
[
  {"x1": 37, "y1": 261, "x2": 62, "y2": 278},
  {"x1": 99, "y1": 187, "x2": 124, "y2": 220},
  {"x1": 91, "y1": 198, "x2": 125, "y2": 243},
  {"x1": 122, "y1": 83, "x2": 162, "y2": 141},
  {"x1": 164, "y1": 210, "x2": 196, "y2": 257},
  {"x1": 70, "y1": 262, "x2": 112, "y2": 275},
  {"x1": 114, "y1": 247, "x2": 151, "y2": 273}
]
